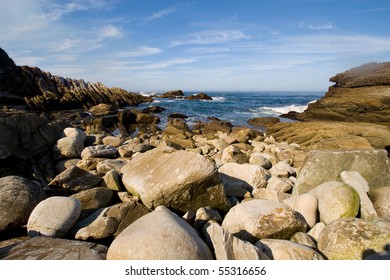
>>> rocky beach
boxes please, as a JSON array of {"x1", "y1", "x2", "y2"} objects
[{"x1": 1, "y1": 47, "x2": 390, "y2": 260}]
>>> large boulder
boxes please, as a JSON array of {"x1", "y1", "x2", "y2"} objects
[
  {"x1": 27, "y1": 196, "x2": 81, "y2": 237},
  {"x1": 317, "y1": 218, "x2": 390, "y2": 260},
  {"x1": 0, "y1": 176, "x2": 46, "y2": 232},
  {"x1": 308, "y1": 181, "x2": 360, "y2": 224},
  {"x1": 53, "y1": 127, "x2": 86, "y2": 160},
  {"x1": 218, "y1": 162, "x2": 268, "y2": 192},
  {"x1": 221, "y1": 199, "x2": 307, "y2": 243},
  {"x1": 106, "y1": 206, "x2": 214, "y2": 260},
  {"x1": 293, "y1": 149, "x2": 390, "y2": 195},
  {"x1": 0, "y1": 237, "x2": 107, "y2": 260},
  {"x1": 340, "y1": 171, "x2": 378, "y2": 221},
  {"x1": 121, "y1": 147, "x2": 229, "y2": 212}
]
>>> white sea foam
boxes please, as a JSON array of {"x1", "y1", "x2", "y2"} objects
[
  {"x1": 211, "y1": 96, "x2": 226, "y2": 101},
  {"x1": 258, "y1": 100, "x2": 317, "y2": 115}
]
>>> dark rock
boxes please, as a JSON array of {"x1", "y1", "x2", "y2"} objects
[
  {"x1": 247, "y1": 117, "x2": 280, "y2": 127},
  {"x1": 168, "y1": 112, "x2": 188, "y2": 119},
  {"x1": 88, "y1": 103, "x2": 117, "y2": 117},
  {"x1": 0, "y1": 48, "x2": 151, "y2": 110},
  {"x1": 142, "y1": 106, "x2": 166, "y2": 114},
  {"x1": 279, "y1": 111, "x2": 299, "y2": 120},
  {"x1": 45, "y1": 166, "x2": 102, "y2": 195},
  {"x1": 0, "y1": 176, "x2": 46, "y2": 233},
  {"x1": 158, "y1": 90, "x2": 184, "y2": 99},
  {"x1": 196, "y1": 120, "x2": 234, "y2": 139},
  {"x1": 186, "y1": 93, "x2": 213, "y2": 100}
]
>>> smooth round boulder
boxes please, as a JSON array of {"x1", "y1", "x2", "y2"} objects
[
  {"x1": 27, "y1": 196, "x2": 81, "y2": 237},
  {"x1": 0, "y1": 176, "x2": 46, "y2": 232},
  {"x1": 107, "y1": 206, "x2": 214, "y2": 260},
  {"x1": 309, "y1": 181, "x2": 360, "y2": 224},
  {"x1": 221, "y1": 199, "x2": 307, "y2": 243}
]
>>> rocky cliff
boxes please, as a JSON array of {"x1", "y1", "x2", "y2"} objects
[
  {"x1": 297, "y1": 62, "x2": 390, "y2": 124},
  {"x1": 0, "y1": 48, "x2": 151, "y2": 110}
]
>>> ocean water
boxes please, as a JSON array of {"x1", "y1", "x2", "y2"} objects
[{"x1": 132, "y1": 91, "x2": 324, "y2": 129}]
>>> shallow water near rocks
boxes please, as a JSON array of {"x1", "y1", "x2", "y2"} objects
[{"x1": 130, "y1": 91, "x2": 323, "y2": 129}]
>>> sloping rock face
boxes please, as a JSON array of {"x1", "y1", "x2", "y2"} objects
[
  {"x1": 0, "y1": 48, "x2": 151, "y2": 110},
  {"x1": 298, "y1": 62, "x2": 390, "y2": 124},
  {"x1": 266, "y1": 121, "x2": 390, "y2": 150}
]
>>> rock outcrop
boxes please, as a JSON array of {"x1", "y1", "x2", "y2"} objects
[
  {"x1": 297, "y1": 62, "x2": 390, "y2": 124},
  {"x1": 0, "y1": 48, "x2": 151, "y2": 110}
]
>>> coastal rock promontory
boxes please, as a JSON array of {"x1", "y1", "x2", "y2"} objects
[
  {"x1": 0, "y1": 48, "x2": 151, "y2": 110},
  {"x1": 297, "y1": 62, "x2": 390, "y2": 124}
]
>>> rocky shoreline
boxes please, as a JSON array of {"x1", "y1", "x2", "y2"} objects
[{"x1": 1, "y1": 48, "x2": 390, "y2": 260}]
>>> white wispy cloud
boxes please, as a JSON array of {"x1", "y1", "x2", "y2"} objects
[
  {"x1": 171, "y1": 30, "x2": 248, "y2": 46},
  {"x1": 356, "y1": 6, "x2": 390, "y2": 14},
  {"x1": 298, "y1": 22, "x2": 336, "y2": 30},
  {"x1": 98, "y1": 24, "x2": 124, "y2": 40},
  {"x1": 39, "y1": 0, "x2": 114, "y2": 20},
  {"x1": 116, "y1": 46, "x2": 162, "y2": 58},
  {"x1": 187, "y1": 47, "x2": 230, "y2": 54},
  {"x1": 126, "y1": 58, "x2": 196, "y2": 70},
  {"x1": 144, "y1": 7, "x2": 177, "y2": 22}
]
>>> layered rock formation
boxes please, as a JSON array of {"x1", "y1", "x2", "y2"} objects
[
  {"x1": 297, "y1": 62, "x2": 390, "y2": 124},
  {"x1": 0, "y1": 48, "x2": 151, "y2": 110}
]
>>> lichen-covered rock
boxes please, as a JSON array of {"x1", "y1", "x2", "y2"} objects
[
  {"x1": 107, "y1": 206, "x2": 213, "y2": 260},
  {"x1": 121, "y1": 147, "x2": 229, "y2": 212},
  {"x1": 317, "y1": 218, "x2": 390, "y2": 260},
  {"x1": 340, "y1": 171, "x2": 378, "y2": 221},
  {"x1": 293, "y1": 149, "x2": 390, "y2": 195},
  {"x1": 221, "y1": 199, "x2": 307, "y2": 243},
  {"x1": 309, "y1": 181, "x2": 360, "y2": 224},
  {"x1": 0, "y1": 176, "x2": 46, "y2": 232}
]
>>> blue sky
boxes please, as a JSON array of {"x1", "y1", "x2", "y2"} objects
[{"x1": 1, "y1": 0, "x2": 390, "y2": 92}]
